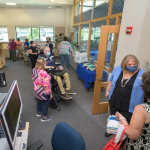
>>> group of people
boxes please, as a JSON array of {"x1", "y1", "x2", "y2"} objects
[
  {"x1": 32, "y1": 46, "x2": 76, "y2": 122},
  {"x1": 8, "y1": 36, "x2": 72, "y2": 70},
  {"x1": 26, "y1": 37, "x2": 74, "y2": 122},
  {"x1": 105, "y1": 54, "x2": 150, "y2": 149},
  {"x1": 8, "y1": 38, "x2": 29, "y2": 63}
]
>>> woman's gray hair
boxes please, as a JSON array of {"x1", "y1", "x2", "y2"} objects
[{"x1": 121, "y1": 54, "x2": 140, "y2": 71}]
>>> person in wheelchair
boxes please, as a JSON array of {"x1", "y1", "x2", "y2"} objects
[{"x1": 40, "y1": 46, "x2": 76, "y2": 100}]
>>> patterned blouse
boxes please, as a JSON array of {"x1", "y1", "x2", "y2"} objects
[
  {"x1": 32, "y1": 68, "x2": 52, "y2": 100},
  {"x1": 124, "y1": 103, "x2": 150, "y2": 150}
]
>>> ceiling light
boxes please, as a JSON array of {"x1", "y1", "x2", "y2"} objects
[
  {"x1": 51, "y1": 0, "x2": 55, "y2": 2},
  {"x1": 6, "y1": 3, "x2": 16, "y2": 5},
  {"x1": 49, "y1": 7, "x2": 51, "y2": 8}
]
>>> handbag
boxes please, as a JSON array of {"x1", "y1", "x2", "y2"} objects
[{"x1": 103, "y1": 127, "x2": 128, "y2": 150}]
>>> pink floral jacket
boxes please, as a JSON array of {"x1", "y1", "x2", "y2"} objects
[{"x1": 32, "y1": 68, "x2": 52, "y2": 100}]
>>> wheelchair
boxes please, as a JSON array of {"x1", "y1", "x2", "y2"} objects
[{"x1": 44, "y1": 63, "x2": 72, "y2": 111}]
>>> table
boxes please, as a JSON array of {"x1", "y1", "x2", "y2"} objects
[{"x1": 76, "y1": 64, "x2": 108, "y2": 90}]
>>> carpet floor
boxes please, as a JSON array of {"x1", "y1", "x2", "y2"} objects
[{"x1": 0, "y1": 59, "x2": 111, "y2": 150}]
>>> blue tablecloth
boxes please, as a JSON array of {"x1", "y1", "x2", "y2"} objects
[
  {"x1": 76, "y1": 64, "x2": 108, "y2": 89},
  {"x1": 90, "y1": 50, "x2": 98, "y2": 54}
]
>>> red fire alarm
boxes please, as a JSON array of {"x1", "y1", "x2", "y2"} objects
[{"x1": 126, "y1": 27, "x2": 133, "y2": 35}]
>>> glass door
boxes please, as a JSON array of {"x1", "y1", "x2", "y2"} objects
[{"x1": 92, "y1": 25, "x2": 120, "y2": 114}]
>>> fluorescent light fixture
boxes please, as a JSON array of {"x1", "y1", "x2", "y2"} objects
[{"x1": 6, "y1": 3, "x2": 16, "y2": 5}]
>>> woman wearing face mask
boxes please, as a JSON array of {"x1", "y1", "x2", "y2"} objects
[
  {"x1": 29, "y1": 41, "x2": 39, "y2": 69},
  {"x1": 105, "y1": 54, "x2": 145, "y2": 137}
]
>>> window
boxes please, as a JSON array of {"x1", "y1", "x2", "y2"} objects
[
  {"x1": 81, "y1": 24, "x2": 89, "y2": 51},
  {"x1": 15, "y1": 27, "x2": 54, "y2": 42},
  {"x1": 0, "y1": 27, "x2": 9, "y2": 42},
  {"x1": 82, "y1": 0, "x2": 93, "y2": 13},
  {"x1": 95, "y1": 0, "x2": 106, "y2": 7},
  {"x1": 40, "y1": 27, "x2": 54, "y2": 42}
]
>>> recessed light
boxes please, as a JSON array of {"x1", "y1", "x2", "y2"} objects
[
  {"x1": 6, "y1": 3, "x2": 16, "y2": 5},
  {"x1": 49, "y1": 7, "x2": 51, "y2": 8},
  {"x1": 51, "y1": 0, "x2": 55, "y2": 2}
]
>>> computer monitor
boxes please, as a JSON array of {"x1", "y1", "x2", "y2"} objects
[{"x1": 0, "y1": 80, "x2": 23, "y2": 150}]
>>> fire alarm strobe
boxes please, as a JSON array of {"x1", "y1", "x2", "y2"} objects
[{"x1": 126, "y1": 27, "x2": 133, "y2": 35}]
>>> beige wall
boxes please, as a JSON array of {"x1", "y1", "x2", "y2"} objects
[
  {"x1": 0, "y1": 8, "x2": 72, "y2": 39},
  {"x1": 115, "y1": 0, "x2": 150, "y2": 71}
]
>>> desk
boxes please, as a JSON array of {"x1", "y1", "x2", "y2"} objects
[
  {"x1": 76, "y1": 64, "x2": 108, "y2": 89},
  {"x1": 0, "y1": 51, "x2": 6, "y2": 68},
  {"x1": 19, "y1": 122, "x2": 29, "y2": 150}
]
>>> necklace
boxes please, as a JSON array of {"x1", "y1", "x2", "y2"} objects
[{"x1": 121, "y1": 74, "x2": 132, "y2": 87}]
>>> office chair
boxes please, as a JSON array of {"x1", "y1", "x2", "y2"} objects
[{"x1": 51, "y1": 122, "x2": 86, "y2": 150}]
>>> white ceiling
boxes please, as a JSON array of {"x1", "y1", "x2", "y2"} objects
[{"x1": 0, "y1": 0, "x2": 74, "y2": 9}]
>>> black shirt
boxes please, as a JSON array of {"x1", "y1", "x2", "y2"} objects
[
  {"x1": 29, "y1": 46, "x2": 38, "y2": 53},
  {"x1": 110, "y1": 71, "x2": 139, "y2": 111}
]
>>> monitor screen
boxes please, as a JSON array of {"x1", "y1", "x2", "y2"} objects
[
  {"x1": 0, "y1": 80, "x2": 22, "y2": 150},
  {"x1": 4, "y1": 84, "x2": 21, "y2": 141}
]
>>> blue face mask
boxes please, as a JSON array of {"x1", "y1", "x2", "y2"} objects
[
  {"x1": 126, "y1": 66, "x2": 138, "y2": 73},
  {"x1": 47, "y1": 52, "x2": 51, "y2": 56}
]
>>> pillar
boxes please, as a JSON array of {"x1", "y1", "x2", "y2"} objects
[{"x1": 115, "y1": 0, "x2": 150, "y2": 71}]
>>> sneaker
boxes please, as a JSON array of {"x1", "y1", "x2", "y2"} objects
[
  {"x1": 36, "y1": 112, "x2": 42, "y2": 117},
  {"x1": 41, "y1": 116, "x2": 52, "y2": 122},
  {"x1": 66, "y1": 89, "x2": 76, "y2": 95},
  {"x1": 61, "y1": 93, "x2": 72, "y2": 100}
]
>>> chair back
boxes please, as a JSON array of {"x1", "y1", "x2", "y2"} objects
[{"x1": 51, "y1": 122, "x2": 85, "y2": 150}]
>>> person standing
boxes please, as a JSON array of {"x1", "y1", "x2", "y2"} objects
[
  {"x1": 46, "y1": 37, "x2": 53, "y2": 55},
  {"x1": 24, "y1": 38, "x2": 29, "y2": 51},
  {"x1": 115, "y1": 72, "x2": 150, "y2": 149},
  {"x1": 10, "y1": 38, "x2": 17, "y2": 63},
  {"x1": 58, "y1": 36, "x2": 72, "y2": 69},
  {"x1": 7, "y1": 39, "x2": 12, "y2": 61},
  {"x1": 105, "y1": 54, "x2": 145, "y2": 137},
  {"x1": 16, "y1": 38, "x2": 23, "y2": 59},
  {"x1": 28, "y1": 41, "x2": 39, "y2": 69},
  {"x1": 32, "y1": 58, "x2": 52, "y2": 122}
]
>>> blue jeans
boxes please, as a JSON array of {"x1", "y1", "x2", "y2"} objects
[
  {"x1": 60, "y1": 55, "x2": 69, "y2": 69},
  {"x1": 37, "y1": 97, "x2": 50, "y2": 116}
]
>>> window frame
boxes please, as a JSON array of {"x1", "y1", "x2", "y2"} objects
[
  {"x1": 0, "y1": 26, "x2": 9, "y2": 42},
  {"x1": 15, "y1": 26, "x2": 55, "y2": 42}
]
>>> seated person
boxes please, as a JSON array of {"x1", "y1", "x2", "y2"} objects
[{"x1": 40, "y1": 46, "x2": 76, "y2": 100}]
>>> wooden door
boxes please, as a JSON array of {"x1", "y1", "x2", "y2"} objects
[{"x1": 92, "y1": 25, "x2": 120, "y2": 114}]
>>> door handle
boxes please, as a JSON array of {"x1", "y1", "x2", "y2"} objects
[{"x1": 98, "y1": 78, "x2": 102, "y2": 81}]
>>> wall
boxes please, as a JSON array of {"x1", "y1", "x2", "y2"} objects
[
  {"x1": 115, "y1": 0, "x2": 150, "y2": 71},
  {"x1": 0, "y1": 8, "x2": 71, "y2": 39}
]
